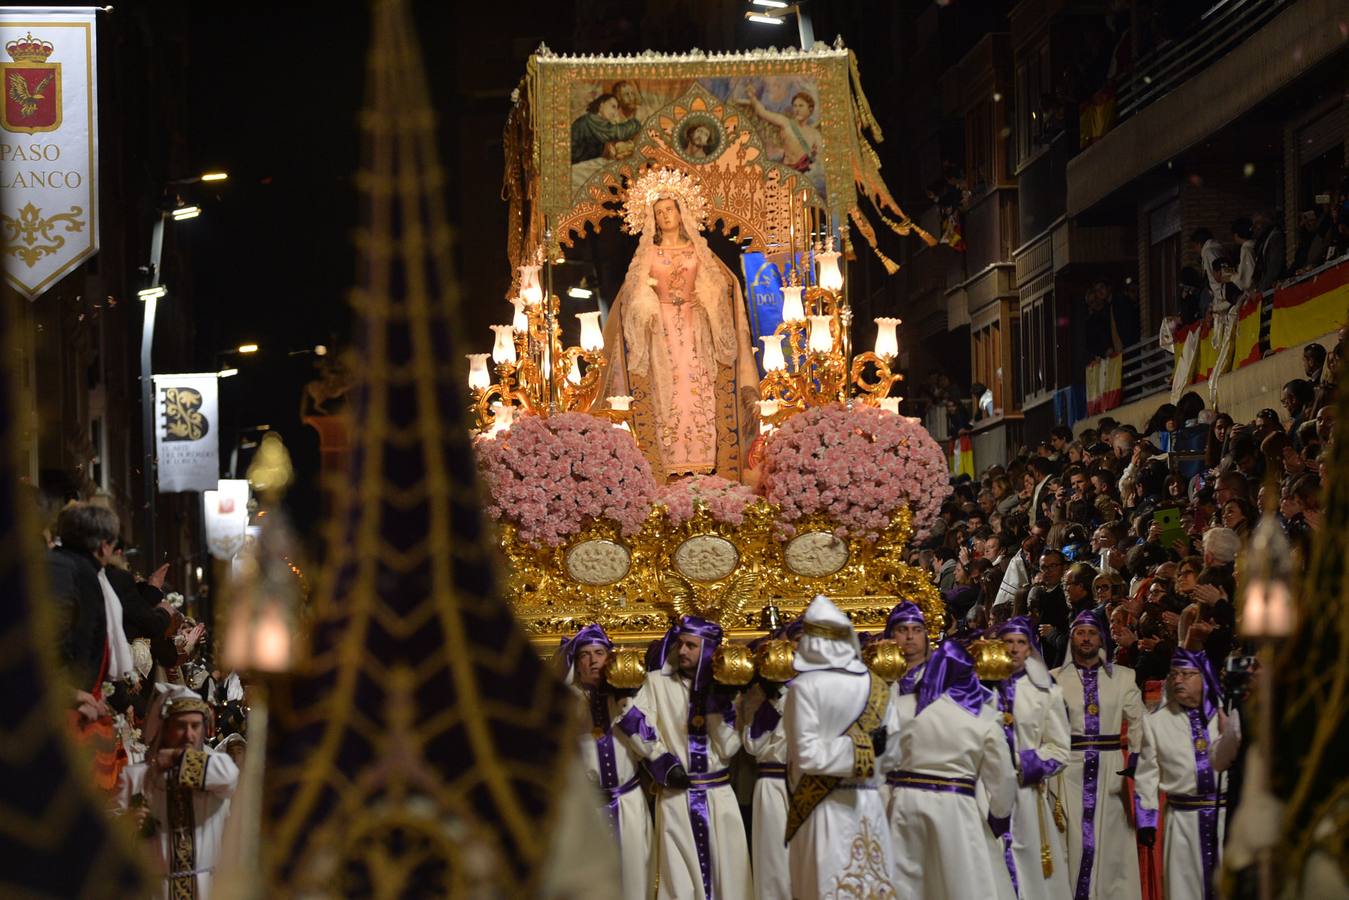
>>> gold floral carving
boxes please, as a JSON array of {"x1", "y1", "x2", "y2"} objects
[
  {"x1": 502, "y1": 501, "x2": 946, "y2": 648},
  {"x1": 1, "y1": 202, "x2": 86, "y2": 267}
]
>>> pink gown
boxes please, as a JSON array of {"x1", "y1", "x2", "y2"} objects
[{"x1": 650, "y1": 243, "x2": 717, "y2": 475}]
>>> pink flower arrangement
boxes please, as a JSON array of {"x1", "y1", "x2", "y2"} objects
[
  {"x1": 658, "y1": 474, "x2": 758, "y2": 527},
  {"x1": 475, "y1": 412, "x2": 658, "y2": 547},
  {"x1": 759, "y1": 404, "x2": 951, "y2": 543}
]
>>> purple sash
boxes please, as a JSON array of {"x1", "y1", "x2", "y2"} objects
[
  {"x1": 588, "y1": 690, "x2": 625, "y2": 840},
  {"x1": 1186, "y1": 708, "x2": 1219, "y2": 900},
  {"x1": 996, "y1": 676, "x2": 1022, "y2": 896},
  {"x1": 885, "y1": 770, "x2": 976, "y2": 796},
  {"x1": 687, "y1": 688, "x2": 716, "y2": 899},
  {"x1": 1073, "y1": 664, "x2": 1102, "y2": 900}
]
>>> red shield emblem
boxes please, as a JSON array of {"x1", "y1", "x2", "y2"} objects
[{"x1": 3, "y1": 62, "x2": 60, "y2": 133}]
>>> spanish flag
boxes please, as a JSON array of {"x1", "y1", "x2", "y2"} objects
[{"x1": 1270, "y1": 261, "x2": 1349, "y2": 352}]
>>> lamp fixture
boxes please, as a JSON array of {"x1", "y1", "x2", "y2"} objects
[{"x1": 138, "y1": 285, "x2": 167, "y2": 301}]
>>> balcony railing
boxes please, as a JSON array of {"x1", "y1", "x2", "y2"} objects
[
  {"x1": 1114, "y1": 0, "x2": 1293, "y2": 123},
  {"x1": 1120, "y1": 335, "x2": 1173, "y2": 404}
]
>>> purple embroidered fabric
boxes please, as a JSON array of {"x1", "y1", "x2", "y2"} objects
[
  {"x1": 616, "y1": 706, "x2": 657, "y2": 743},
  {"x1": 588, "y1": 690, "x2": 623, "y2": 838},
  {"x1": 687, "y1": 686, "x2": 716, "y2": 898},
  {"x1": 1073, "y1": 663, "x2": 1102, "y2": 900},
  {"x1": 1187, "y1": 707, "x2": 1220, "y2": 900}
]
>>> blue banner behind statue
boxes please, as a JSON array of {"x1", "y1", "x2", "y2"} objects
[{"x1": 741, "y1": 249, "x2": 809, "y2": 378}]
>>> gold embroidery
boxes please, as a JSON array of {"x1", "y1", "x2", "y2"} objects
[
  {"x1": 786, "y1": 672, "x2": 887, "y2": 841},
  {"x1": 168, "y1": 770, "x2": 198, "y2": 900},
  {"x1": 178, "y1": 748, "x2": 207, "y2": 791},
  {"x1": 823, "y1": 817, "x2": 898, "y2": 900},
  {"x1": 0, "y1": 202, "x2": 86, "y2": 268}
]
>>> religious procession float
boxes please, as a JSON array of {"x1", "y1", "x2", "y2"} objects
[{"x1": 470, "y1": 44, "x2": 978, "y2": 676}]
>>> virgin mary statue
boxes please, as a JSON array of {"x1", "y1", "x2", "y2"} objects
[{"x1": 597, "y1": 168, "x2": 760, "y2": 482}]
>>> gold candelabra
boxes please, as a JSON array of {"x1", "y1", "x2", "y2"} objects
[
  {"x1": 755, "y1": 236, "x2": 904, "y2": 430},
  {"x1": 467, "y1": 235, "x2": 632, "y2": 435}
]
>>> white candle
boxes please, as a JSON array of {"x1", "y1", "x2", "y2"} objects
[
  {"x1": 781, "y1": 285, "x2": 806, "y2": 322},
  {"x1": 874, "y1": 317, "x2": 901, "y2": 360},
  {"x1": 576, "y1": 311, "x2": 604, "y2": 351},
  {"x1": 466, "y1": 353, "x2": 491, "y2": 390},
  {"x1": 807, "y1": 315, "x2": 834, "y2": 353},
  {"x1": 760, "y1": 334, "x2": 787, "y2": 372}
]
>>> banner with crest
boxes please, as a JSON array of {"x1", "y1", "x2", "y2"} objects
[
  {"x1": 0, "y1": 10, "x2": 97, "y2": 300},
  {"x1": 154, "y1": 372, "x2": 219, "y2": 492}
]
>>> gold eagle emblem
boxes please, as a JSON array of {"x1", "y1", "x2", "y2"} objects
[{"x1": 8, "y1": 71, "x2": 53, "y2": 118}]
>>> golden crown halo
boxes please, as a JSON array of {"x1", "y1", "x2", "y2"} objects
[
  {"x1": 5, "y1": 33, "x2": 54, "y2": 63},
  {"x1": 621, "y1": 166, "x2": 709, "y2": 235}
]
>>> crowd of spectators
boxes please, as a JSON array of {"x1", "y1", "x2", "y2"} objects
[
  {"x1": 40, "y1": 492, "x2": 246, "y2": 788},
  {"x1": 910, "y1": 325, "x2": 1339, "y2": 706}
]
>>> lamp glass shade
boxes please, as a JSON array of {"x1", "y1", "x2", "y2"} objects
[
  {"x1": 817, "y1": 248, "x2": 844, "y2": 292},
  {"x1": 607, "y1": 395, "x2": 633, "y2": 411},
  {"x1": 1241, "y1": 578, "x2": 1294, "y2": 638},
  {"x1": 878, "y1": 397, "x2": 900, "y2": 415},
  {"x1": 489, "y1": 402, "x2": 514, "y2": 436},
  {"x1": 566, "y1": 356, "x2": 582, "y2": 385},
  {"x1": 807, "y1": 314, "x2": 834, "y2": 353},
  {"x1": 760, "y1": 334, "x2": 787, "y2": 371},
  {"x1": 874, "y1": 317, "x2": 901, "y2": 359},
  {"x1": 519, "y1": 264, "x2": 543, "y2": 305},
  {"x1": 511, "y1": 297, "x2": 529, "y2": 333},
  {"x1": 781, "y1": 285, "x2": 806, "y2": 322},
  {"x1": 490, "y1": 325, "x2": 517, "y2": 365},
  {"x1": 467, "y1": 353, "x2": 491, "y2": 390},
  {"x1": 576, "y1": 311, "x2": 604, "y2": 351}
]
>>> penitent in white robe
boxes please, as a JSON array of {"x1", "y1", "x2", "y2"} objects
[
  {"x1": 1135, "y1": 703, "x2": 1242, "y2": 900},
  {"x1": 1051, "y1": 661, "x2": 1145, "y2": 900},
  {"x1": 786, "y1": 668, "x2": 902, "y2": 900},
  {"x1": 992, "y1": 662, "x2": 1073, "y2": 900},
  {"x1": 741, "y1": 683, "x2": 790, "y2": 900},
  {"x1": 576, "y1": 686, "x2": 652, "y2": 900},
  {"x1": 117, "y1": 748, "x2": 239, "y2": 900},
  {"x1": 627, "y1": 670, "x2": 753, "y2": 900},
  {"x1": 887, "y1": 692, "x2": 1017, "y2": 900}
]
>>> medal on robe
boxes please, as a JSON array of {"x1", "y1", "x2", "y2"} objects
[
  {"x1": 1194, "y1": 737, "x2": 1208, "y2": 752},
  {"x1": 1087, "y1": 703, "x2": 1099, "y2": 715},
  {"x1": 691, "y1": 714, "x2": 705, "y2": 728},
  {"x1": 1002, "y1": 712, "x2": 1014, "y2": 726},
  {"x1": 592, "y1": 726, "x2": 605, "y2": 740}
]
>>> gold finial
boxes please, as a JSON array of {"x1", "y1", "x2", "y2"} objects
[{"x1": 247, "y1": 432, "x2": 294, "y2": 501}]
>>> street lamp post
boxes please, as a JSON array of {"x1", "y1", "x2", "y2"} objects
[{"x1": 140, "y1": 210, "x2": 168, "y2": 567}]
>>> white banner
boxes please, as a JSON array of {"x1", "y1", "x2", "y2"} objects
[
  {"x1": 0, "y1": 9, "x2": 98, "y2": 299},
  {"x1": 204, "y1": 479, "x2": 249, "y2": 560},
  {"x1": 154, "y1": 373, "x2": 219, "y2": 492}
]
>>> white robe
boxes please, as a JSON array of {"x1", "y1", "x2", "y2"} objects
[
  {"x1": 576, "y1": 687, "x2": 652, "y2": 900},
  {"x1": 1135, "y1": 704, "x2": 1242, "y2": 900},
  {"x1": 1051, "y1": 661, "x2": 1145, "y2": 900},
  {"x1": 887, "y1": 692, "x2": 1016, "y2": 900},
  {"x1": 116, "y1": 748, "x2": 239, "y2": 900},
  {"x1": 627, "y1": 670, "x2": 753, "y2": 900},
  {"x1": 993, "y1": 665, "x2": 1073, "y2": 900},
  {"x1": 742, "y1": 684, "x2": 790, "y2": 900},
  {"x1": 786, "y1": 668, "x2": 902, "y2": 900}
]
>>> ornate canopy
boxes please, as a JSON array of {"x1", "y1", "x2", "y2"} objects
[{"x1": 502, "y1": 41, "x2": 932, "y2": 289}]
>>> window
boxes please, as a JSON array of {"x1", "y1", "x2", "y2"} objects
[
  {"x1": 1019, "y1": 291, "x2": 1055, "y2": 403},
  {"x1": 1014, "y1": 40, "x2": 1054, "y2": 167},
  {"x1": 966, "y1": 99, "x2": 993, "y2": 194},
  {"x1": 1148, "y1": 233, "x2": 1181, "y2": 334},
  {"x1": 972, "y1": 302, "x2": 1019, "y2": 419}
]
